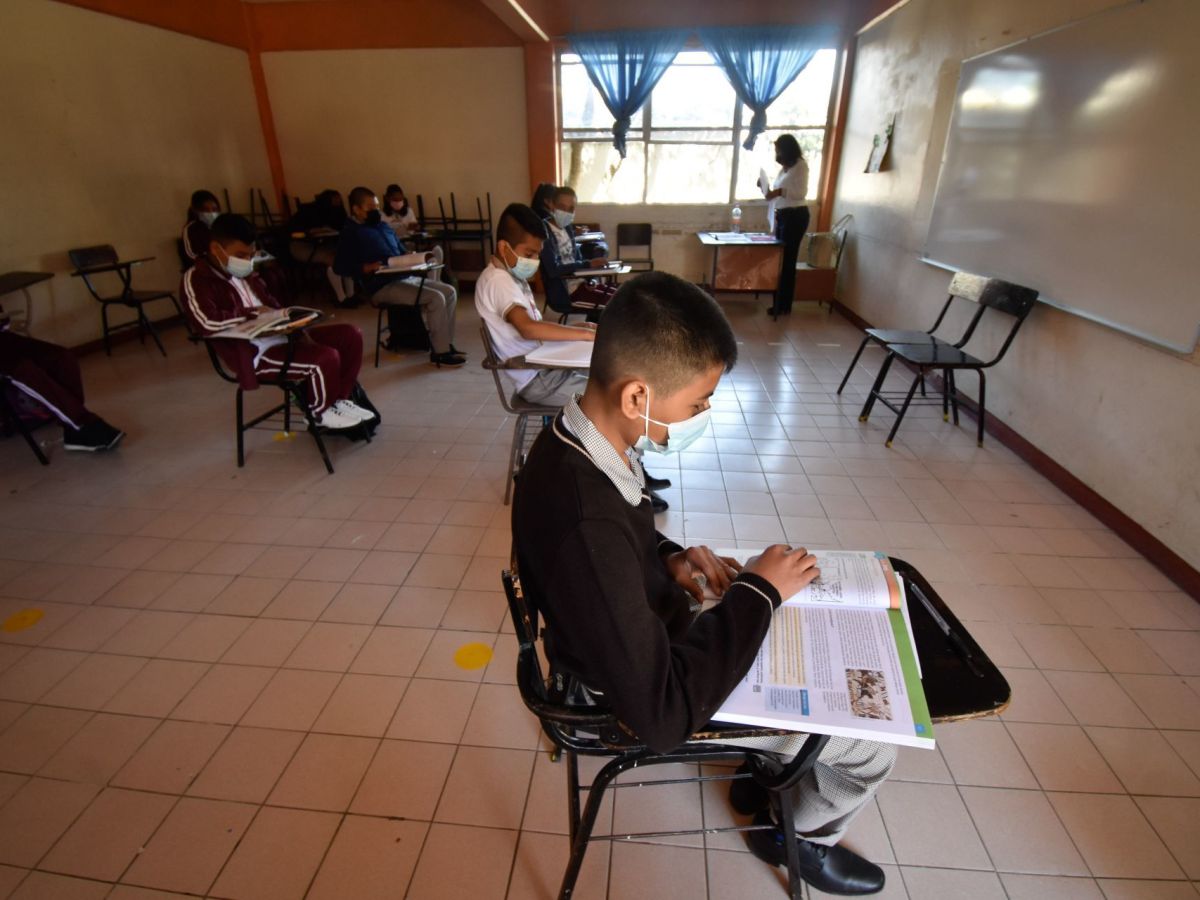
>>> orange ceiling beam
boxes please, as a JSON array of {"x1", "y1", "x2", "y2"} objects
[{"x1": 51, "y1": 0, "x2": 248, "y2": 47}]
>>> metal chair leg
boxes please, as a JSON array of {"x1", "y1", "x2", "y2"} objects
[
  {"x1": 859, "y1": 351, "x2": 895, "y2": 421},
  {"x1": 949, "y1": 370, "x2": 960, "y2": 425},
  {"x1": 776, "y1": 784, "x2": 805, "y2": 900},
  {"x1": 0, "y1": 385, "x2": 49, "y2": 465},
  {"x1": 558, "y1": 754, "x2": 638, "y2": 900},
  {"x1": 505, "y1": 413, "x2": 526, "y2": 506},
  {"x1": 836, "y1": 335, "x2": 871, "y2": 395},
  {"x1": 235, "y1": 389, "x2": 246, "y2": 467},
  {"x1": 885, "y1": 370, "x2": 924, "y2": 448},
  {"x1": 101, "y1": 304, "x2": 112, "y2": 356},
  {"x1": 941, "y1": 368, "x2": 950, "y2": 421},
  {"x1": 977, "y1": 369, "x2": 986, "y2": 446},
  {"x1": 140, "y1": 306, "x2": 167, "y2": 357},
  {"x1": 374, "y1": 305, "x2": 385, "y2": 368},
  {"x1": 299, "y1": 392, "x2": 335, "y2": 474}
]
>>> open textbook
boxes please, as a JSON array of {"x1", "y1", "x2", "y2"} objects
[
  {"x1": 216, "y1": 306, "x2": 321, "y2": 340},
  {"x1": 711, "y1": 550, "x2": 934, "y2": 749}
]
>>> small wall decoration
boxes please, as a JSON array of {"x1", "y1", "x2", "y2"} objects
[{"x1": 865, "y1": 113, "x2": 896, "y2": 173}]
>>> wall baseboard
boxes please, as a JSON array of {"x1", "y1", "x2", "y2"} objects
[{"x1": 831, "y1": 300, "x2": 1200, "y2": 601}]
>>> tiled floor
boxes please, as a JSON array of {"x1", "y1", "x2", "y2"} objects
[{"x1": 1, "y1": 295, "x2": 1198, "y2": 899}]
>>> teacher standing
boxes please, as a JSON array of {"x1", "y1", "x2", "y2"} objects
[{"x1": 765, "y1": 134, "x2": 810, "y2": 317}]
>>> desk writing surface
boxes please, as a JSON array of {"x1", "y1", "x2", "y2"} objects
[
  {"x1": 0, "y1": 271, "x2": 53, "y2": 295},
  {"x1": 697, "y1": 232, "x2": 780, "y2": 246},
  {"x1": 524, "y1": 340, "x2": 593, "y2": 369}
]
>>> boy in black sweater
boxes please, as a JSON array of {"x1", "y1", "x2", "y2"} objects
[{"x1": 513, "y1": 272, "x2": 893, "y2": 895}]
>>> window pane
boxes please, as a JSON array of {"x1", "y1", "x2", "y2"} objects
[
  {"x1": 648, "y1": 129, "x2": 733, "y2": 144},
  {"x1": 563, "y1": 141, "x2": 647, "y2": 204},
  {"x1": 645, "y1": 143, "x2": 733, "y2": 204},
  {"x1": 762, "y1": 49, "x2": 838, "y2": 126},
  {"x1": 650, "y1": 64, "x2": 736, "y2": 128},
  {"x1": 560, "y1": 63, "x2": 642, "y2": 131},
  {"x1": 734, "y1": 128, "x2": 825, "y2": 202}
]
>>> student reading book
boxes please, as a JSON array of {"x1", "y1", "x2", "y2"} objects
[{"x1": 512, "y1": 272, "x2": 893, "y2": 895}]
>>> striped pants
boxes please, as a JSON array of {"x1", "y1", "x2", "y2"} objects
[{"x1": 255, "y1": 323, "x2": 362, "y2": 415}]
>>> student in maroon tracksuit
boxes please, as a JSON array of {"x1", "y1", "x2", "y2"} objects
[
  {"x1": 182, "y1": 189, "x2": 220, "y2": 265},
  {"x1": 181, "y1": 214, "x2": 372, "y2": 431},
  {"x1": 0, "y1": 312, "x2": 124, "y2": 452}
]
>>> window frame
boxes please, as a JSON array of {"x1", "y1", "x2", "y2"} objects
[{"x1": 557, "y1": 47, "x2": 841, "y2": 206}]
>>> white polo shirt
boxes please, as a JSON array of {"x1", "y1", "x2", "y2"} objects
[
  {"x1": 769, "y1": 160, "x2": 810, "y2": 231},
  {"x1": 474, "y1": 261, "x2": 542, "y2": 391}
]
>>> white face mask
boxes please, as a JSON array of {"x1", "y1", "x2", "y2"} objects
[
  {"x1": 219, "y1": 247, "x2": 255, "y2": 279},
  {"x1": 552, "y1": 209, "x2": 575, "y2": 229},
  {"x1": 199, "y1": 210, "x2": 219, "y2": 227},
  {"x1": 633, "y1": 388, "x2": 712, "y2": 456},
  {"x1": 502, "y1": 243, "x2": 540, "y2": 281}
]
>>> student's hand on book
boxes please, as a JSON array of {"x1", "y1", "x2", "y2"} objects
[
  {"x1": 666, "y1": 546, "x2": 742, "y2": 603},
  {"x1": 743, "y1": 545, "x2": 820, "y2": 600}
]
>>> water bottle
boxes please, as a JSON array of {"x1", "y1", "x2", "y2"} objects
[{"x1": 731, "y1": 205, "x2": 742, "y2": 233}]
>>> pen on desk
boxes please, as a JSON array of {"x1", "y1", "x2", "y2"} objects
[{"x1": 907, "y1": 579, "x2": 985, "y2": 678}]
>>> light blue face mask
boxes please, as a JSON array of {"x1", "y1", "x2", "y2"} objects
[
  {"x1": 199, "y1": 211, "x2": 219, "y2": 226},
  {"x1": 634, "y1": 389, "x2": 712, "y2": 456},
  {"x1": 218, "y1": 247, "x2": 255, "y2": 280},
  {"x1": 503, "y1": 244, "x2": 540, "y2": 281},
  {"x1": 552, "y1": 209, "x2": 575, "y2": 229}
]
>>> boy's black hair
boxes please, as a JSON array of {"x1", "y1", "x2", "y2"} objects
[
  {"x1": 190, "y1": 189, "x2": 219, "y2": 210},
  {"x1": 775, "y1": 133, "x2": 803, "y2": 167},
  {"x1": 347, "y1": 186, "x2": 376, "y2": 209},
  {"x1": 496, "y1": 203, "x2": 547, "y2": 249},
  {"x1": 530, "y1": 182, "x2": 556, "y2": 215},
  {"x1": 553, "y1": 185, "x2": 577, "y2": 201},
  {"x1": 591, "y1": 271, "x2": 738, "y2": 395},
  {"x1": 209, "y1": 213, "x2": 257, "y2": 247}
]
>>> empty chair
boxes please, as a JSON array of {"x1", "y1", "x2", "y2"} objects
[
  {"x1": 837, "y1": 271, "x2": 995, "y2": 394},
  {"x1": 615, "y1": 223, "x2": 653, "y2": 272},
  {"x1": 68, "y1": 245, "x2": 180, "y2": 356},
  {"x1": 859, "y1": 276, "x2": 1039, "y2": 447}
]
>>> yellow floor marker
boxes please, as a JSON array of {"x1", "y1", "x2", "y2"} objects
[
  {"x1": 453, "y1": 642, "x2": 494, "y2": 670},
  {"x1": 3, "y1": 609, "x2": 44, "y2": 633}
]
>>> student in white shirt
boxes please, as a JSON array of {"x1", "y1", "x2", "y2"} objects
[
  {"x1": 475, "y1": 203, "x2": 595, "y2": 407},
  {"x1": 765, "y1": 134, "x2": 811, "y2": 316},
  {"x1": 382, "y1": 183, "x2": 447, "y2": 281}
]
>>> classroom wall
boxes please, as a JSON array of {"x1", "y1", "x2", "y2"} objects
[
  {"x1": 260, "y1": 48, "x2": 530, "y2": 235},
  {"x1": 831, "y1": 0, "x2": 1200, "y2": 571},
  {"x1": 0, "y1": 0, "x2": 272, "y2": 347}
]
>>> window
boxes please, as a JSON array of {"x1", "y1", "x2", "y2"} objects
[{"x1": 559, "y1": 49, "x2": 838, "y2": 205}]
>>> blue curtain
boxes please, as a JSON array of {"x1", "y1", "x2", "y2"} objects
[
  {"x1": 700, "y1": 25, "x2": 839, "y2": 150},
  {"x1": 569, "y1": 29, "x2": 688, "y2": 158}
]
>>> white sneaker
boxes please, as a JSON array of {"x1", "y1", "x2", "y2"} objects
[
  {"x1": 315, "y1": 407, "x2": 360, "y2": 430},
  {"x1": 333, "y1": 399, "x2": 375, "y2": 422}
]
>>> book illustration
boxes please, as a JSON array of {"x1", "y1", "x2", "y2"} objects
[
  {"x1": 215, "y1": 306, "x2": 320, "y2": 340},
  {"x1": 847, "y1": 668, "x2": 892, "y2": 720}
]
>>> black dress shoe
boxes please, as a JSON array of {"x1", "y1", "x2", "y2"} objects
[
  {"x1": 643, "y1": 472, "x2": 672, "y2": 490},
  {"x1": 649, "y1": 491, "x2": 669, "y2": 513},
  {"x1": 729, "y1": 762, "x2": 770, "y2": 815},
  {"x1": 746, "y1": 811, "x2": 885, "y2": 895}
]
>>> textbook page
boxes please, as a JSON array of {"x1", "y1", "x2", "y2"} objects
[
  {"x1": 794, "y1": 551, "x2": 902, "y2": 610},
  {"x1": 708, "y1": 549, "x2": 933, "y2": 748},
  {"x1": 215, "y1": 307, "x2": 319, "y2": 340}
]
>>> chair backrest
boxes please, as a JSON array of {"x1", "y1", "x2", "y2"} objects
[
  {"x1": 949, "y1": 274, "x2": 1039, "y2": 362},
  {"x1": 478, "y1": 323, "x2": 520, "y2": 414},
  {"x1": 68, "y1": 245, "x2": 118, "y2": 271},
  {"x1": 616, "y1": 223, "x2": 652, "y2": 250}
]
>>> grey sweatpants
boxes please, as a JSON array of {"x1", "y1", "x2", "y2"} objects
[
  {"x1": 374, "y1": 277, "x2": 458, "y2": 354},
  {"x1": 517, "y1": 368, "x2": 588, "y2": 407}
]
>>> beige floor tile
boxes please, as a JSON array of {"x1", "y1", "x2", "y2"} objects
[
  {"x1": 240, "y1": 546, "x2": 312, "y2": 580},
  {"x1": 268, "y1": 732, "x2": 377, "y2": 811},
  {"x1": 210, "y1": 806, "x2": 340, "y2": 900},
  {"x1": 1050, "y1": 792, "x2": 1183, "y2": 878},
  {"x1": 440, "y1": 589, "x2": 506, "y2": 631},
  {"x1": 293, "y1": 548, "x2": 367, "y2": 583},
  {"x1": 0, "y1": 648, "x2": 87, "y2": 703},
  {"x1": 899, "y1": 866, "x2": 1006, "y2": 899},
  {"x1": 40, "y1": 606, "x2": 137, "y2": 652},
  {"x1": 240, "y1": 668, "x2": 340, "y2": 731},
  {"x1": 158, "y1": 614, "x2": 249, "y2": 662},
  {"x1": 374, "y1": 521, "x2": 437, "y2": 553},
  {"x1": 8, "y1": 872, "x2": 110, "y2": 899},
  {"x1": 1113, "y1": 674, "x2": 1200, "y2": 730},
  {"x1": 1044, "y1": 671, "x2": 1153, "y2": 727},
  {"x1": 1137, "y1": 631, "x2": 1200, "y2": 677},
  {"x1": 607, "y1": 841, "x2": 708, "y2": 900},
  {"x1": 0, "y1": 866, "x2": 27, "y2": 899},
  {"x1": 1086, "y1": 727, "x2": 1200, "y2": 797},
  {"x1": 1074, "y1": 627, "x2": 1173, "y2": 674},
  {"x1": 40, "y1": 787, "x2": 174, "y2": 881},
  {"x1": 937, "y1": 719, "x2": 1038, "y2": 788},
  {"x1": 187, "y1": 726, "x2": 303, "y2": 803},
  {"x1": 0, "y1": 777, "x2": 100, "y2": 866},
  {"x1": 283, "y1": 622, "x2": 371, "y2": 672},
  {"x1": 406, "y1": 822, "x2": 517, "y2": 900},
  {"x1": 40, "y1": 653, "x2": 147, "y2": 710},
  {"x1": 306, "y1": 816, "x2": 428, "y2": 900},
  {"x1": 219, "y1": 618, "x2": 310, "y2": 667},
  {"x1": 112, "y1": 720, "x2": 228, "y2": 793},
  {"x1": 350, "y1": 626, "x2": 436, "y2": 677},
  {"x1": 0, "y1": 705, "x2": 91, "y2": 774},
  {"x1": 122, "y1": 797, "x2": 256, "y2": 895},
  {"x1": 1000, "y1": 873, "x2": 1103, "y2": 899},
  {"x1": 1096, "y1": 878, "x2": 1200, "y2": 899},
  {"x1": 38, "y1": 713, "x2": 157, "y2": 784},
  {"x1": 203, "y1": 576, "x2": 285, "y2": 617},
  {"x1": 435, "y1": 745, "x2": 534, "y2": 829},
  {"x1": 414, "y1": 629, "x2": 496, "y2": 682},
  {"x1": 387, "y1": 678, "x2": 478, "y2": 744},
  {"x1": 150, "y1": 572, "x2": 232, "y2": 612},
  {"x1": 1040, "y1": 588, "x2": 1127, "y2": 628},
  {"x1": 378, "y1": 586, "x2": 454, "y2": 628},
  {"x1": 320, "y1": 583, "x2": 395, "y2": 624},
  {"x1": 311, "y1": 672, "x2": 407, "y2": 737},
  {"x1": 403, "y1": 553, "x2": 471, "y2": 590},
  {"x1": 460, "y1": 682, "x2": 542, "y2": 750},
  {"x1": 960, "y1": 785, "x2": 1087, "y2": 874},
  {"x1": 1133, "y1": 797, "x2": 1200, "y2": 879},
  {"x1": 876, "y1": 781, "x2": 991, "y2": 869},
  {"x1": 506, "y1": 829, "x2": 609, "y2": 900},
  {"x1": 1163, "y1": 730, "x2": 1200, "y2": 779},
  {"x1": 1006, "y1": 722, "x2": 1123, "y2": 792},
  {"x1": 999, "y1": 668, "x2": 1076, "y2": 724},
  {"x1": 350, "y1": 739, "x2": 455, "y2": 819},
  {"x1": 348, "y1": 549, "x2": 419, "y2": 586},
  {"x1": 1011, "y1": 623, "x2": 1104, "y2": 671},
  {"x1": 98, "y1": 611, "x2": 194, "y2": 657},
  {"x1": 102, "y1": 659, "x2": 208, "y2": 718},
  {"x1": 169, "y1": 663, "x2": 273, "y2": 724}
]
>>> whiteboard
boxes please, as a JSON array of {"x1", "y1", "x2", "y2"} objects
[{"x1": 923, "y1": 0, "x2": 1200, "y2": 352}]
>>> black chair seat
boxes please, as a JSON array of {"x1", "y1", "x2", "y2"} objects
[
  {"x1": 888, "y1": 343, "x2": 984, "y2": 367},
  {"x1": 866, "y1": 328, "x2": 948, "y2": 345}
]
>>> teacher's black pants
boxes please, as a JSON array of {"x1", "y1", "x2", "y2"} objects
[{"x1": 773, "y1": 205, "x2": 810, "y2": 315}]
